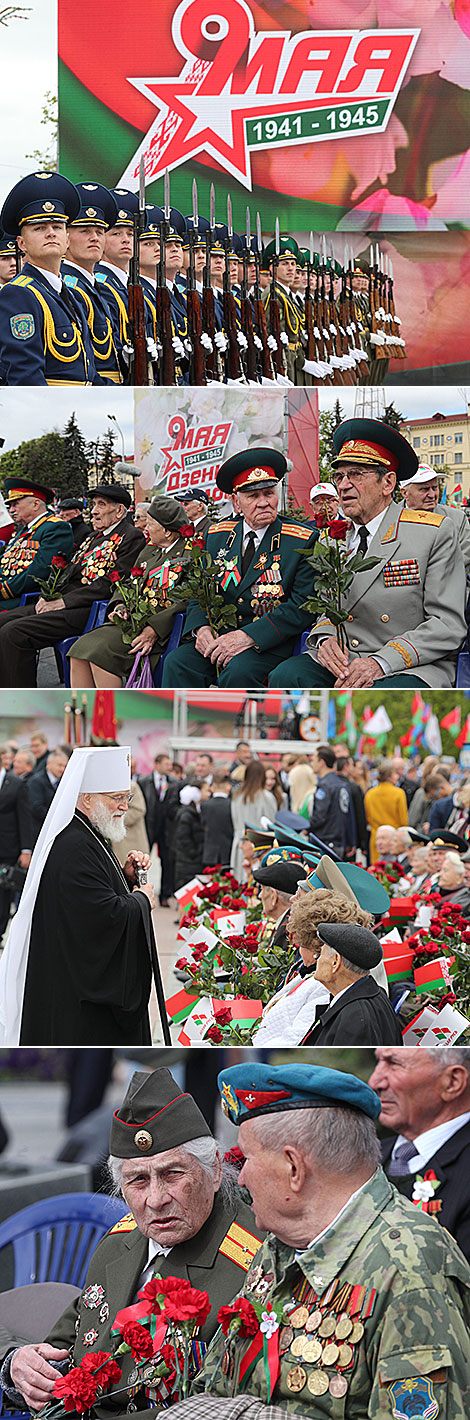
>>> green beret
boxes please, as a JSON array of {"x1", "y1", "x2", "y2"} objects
[{"x1": 110, "y1": 1068, "x2": 212, "y2": 1157}]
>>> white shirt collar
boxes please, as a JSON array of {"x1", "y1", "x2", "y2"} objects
[
  {"x1": 243, "y1": 521, "x2": 265, "y2": 547},
  {"x1": 349, "y1": 506, "x2": 392, "y2": 552},
  {"x1": 64, "y1": 260, "x2": 95, "y2": 286},
  {"x1": 0, "y1": 768, "x2": 6, "y2": 793},
  {"x1": 100, "y1": 260, "x2": 128, "y2": 285},
  {"x1": 392, "y1": 1113, "x2": 470, "y2": 1170},
  {"x1": 32, "y1": 265, "x2": 62, "y2": 293}
]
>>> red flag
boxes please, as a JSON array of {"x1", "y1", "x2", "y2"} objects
[
  {"x1": 455, "y1": 714, "x2": 470, "y2": 748},
  {"x1": 91, "y1": 690, "x2": 117, "y2": 741},
  {"x1": 440, "y1": 706, "x2": 461, "y2": 738}
]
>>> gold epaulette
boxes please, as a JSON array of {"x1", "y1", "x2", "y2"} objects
[
  {"x1": 219, "y1": 1221, "x2": 261, "y2": 1270},
  {"x1": 108, "y1": 1212, "x2": 138, "y2": 1234},
  {"x1": 209, "y1": 521, "x2": 236, "y2": 533},
  {"x1": 11, "y1": 274, "x2": 33, "y2": 287},
  {"x1": 281, "y1": 523, "x2": 312, "y2": 539},
  {"x1": 400, "y1": 509, "x2": 445, "y2": 527}
]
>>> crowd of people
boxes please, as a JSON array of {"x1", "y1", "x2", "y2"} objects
[
  {"x1": 0, "y1": 415, "x2": 468, "y2": 689},
  {"x1": 0, "y1": 170, "x2": 403, "y2": 386},
  {"x1": 2, "y1": 1056, "x2": 470, "y2": 1420}
]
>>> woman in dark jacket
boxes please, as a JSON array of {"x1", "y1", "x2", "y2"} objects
[{"x1": 173, "y1": 784, "x2": 204, "y2": 891}]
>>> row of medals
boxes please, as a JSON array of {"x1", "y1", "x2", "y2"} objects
[{"x1": 281, "y1": 1303, "x2": 364, "y2": 1400}]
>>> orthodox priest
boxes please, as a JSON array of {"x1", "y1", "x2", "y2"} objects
[{"x1": 0, "y1": 745, "x2": 155, "y2": 1046}]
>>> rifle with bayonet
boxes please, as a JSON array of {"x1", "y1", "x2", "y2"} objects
[
  {"x1": 331, "y1": 243, "x2": 355, "y2": 386},
  {"x1": 155, "y1": 170, "x2": 176, "y2": 385},
  {"x1": 127, "y1": 156, "x2": 152, "y2": 385},
  {"x1": 240, "y1": 207, "x2": 258, "y2": 382},
  {"x1": 201, "y1": 184, "x2": 219, "y2": 381},
  {"x1": 304, "y1": 232, "x2": 319, "y2": 376},
  {"x1": 369, "y1": 244, "x2": 387, "y2": 361},
  {"x1": 185, "y1": 180, "x2": 206, "y2": 385},
  {"x1": 319, "y1": 236, "x2": 340, "y2": 385},
  {"x1": 223, "y1": 195, "x2": 244, "y2": 380},
  {"x1": 266, "y1": 218, "x2": 286, "y2": 378},
  {"x1": 386, "y1": 255, "x2": 406, "y2": 359},
  {"x1": 252, "y1": 212, "x2": 274, "y2": 380},
  {"x1": 344, "y1": 246, "x2": 368, "y2": 380}
]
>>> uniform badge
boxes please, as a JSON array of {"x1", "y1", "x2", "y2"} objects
[
  {"x1": 43, "y1": 202, "x2": 55, "y2": 212},
  {"x1": 83, "y1": 1284, "x2": 106, "y2": 1309},
  {"x1": 84, "y1": 1329, "x2": 99, "y2": 1346},
  {"x1": 10, "y1": 314, "x2": 35, "y2": 340},
  {"x1": 387, "y1": 1376, "x2": 439, "y2": 1419},
  {"x1": 86, "y1": 208, "x2": 97, "y2": 216},
  {"x1": 100, "y1": 1303, "x2": 110, "y2": 1322}
]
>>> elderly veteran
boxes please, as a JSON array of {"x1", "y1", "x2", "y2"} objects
[
  {"x1": 0, "y1": 746, "x2": 156, "y2": 1047},
  {"x1": 270, "y1": 417, "x2": 467, "y2": 689},
  {"x1": 435, "y1": 850, "x2": 470, "y2": 916},
  {"x1": 179, "y1": 1060, "x2": 470, "y2": 1420},
  {"x1": 0, "y1": 1067, "x2": 264, "y2": 1416},
  {"x1": 251, "y1": 850, "x2": 315, "y2": 963},
  {"x1": 402, "y1": 463, "x2": 470, "y2": 576},
  {"x1": 0, "y1": 477, "x2": 74, "y2": 608},
  {"x1": 162, "y1": 448, "x2": 317, "y2": 688},
  {"x1": 0, "y1": 483, "x2": 145, "y2": 687},
  {"x1": 68, "y1": 495, "x2": 192, "y2": 686},
  {"x1": 302, "y1": 922, "x2": 402, "y2": 1046}
]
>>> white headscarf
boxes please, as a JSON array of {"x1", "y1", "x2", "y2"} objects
[{"x1": 0, "y1": 746, "x2": 131, "y2": 1046}]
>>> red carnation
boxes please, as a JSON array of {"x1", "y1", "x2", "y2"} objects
[
  {"x1": 51, "y1": 554, "x2": 68, "y2": 569},
  {"x1": 224, "y1": 1145, "x2": 245, "y2": 1170},
  {"x1": 118, "y1": 1321, "x2": 154, "y2": 1360},
  {"x1": 206, "y1": 1025, "x2": 223, "y2": 1043},
  {"x1": 218, "y1": 1297, "x2": 259, "y2": 1338},
  {"x1": 326, "y1": 518, "x2": 350, "y2": 539},
  {"x1": 160, "y1": 1343, "x2": 184, "y2": 1386},
  {"x1": 130, "y1": 565, "x2": 145, "y2": 577},
  {"x1": 109, "y1": 570, "x2": 121, "y2": 583},
  {"x1": 53, "y1": 1369, "x2": 99, "y2": 1414},
  {"x1": 80, "y1": 1353, "x2": 122, "y2": 1385},
  {"x1": 155, "y1": 1278, "x2": 211, "y2": 1328}
]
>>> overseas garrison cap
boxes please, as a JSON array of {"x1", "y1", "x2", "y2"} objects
[
  {"x1": 216, "y1": 446, "x2": 286, "y2": 496},
  {"x1": 252, "y1": 855, "x2": 309, "y2": 894},
  {"x1": 1, "y1": 171, "x2": 81, "y2": 237},
  {"x1": 218, "y1": 1062, "x2": 381, "y2": 1125},
  {"x1": 299, "y1": 854, "x2": 390, "y2": 915},
  {"x1": 264, "y1": 236, "x2": 299, "y2": 263},
  {"x1": 332, "y1": 418, "x2": 418, "y2": 484},
  {"x1": 108, "y1": 189, "x2": 139, "y2": 226},
  {"x1": 70, "y1": 183, "x2": 118, "y2": 229},
  {"x1": 147, "y1": 494, "x2": 191, "y2": 533},
  {"x1": 316, "y1": 920, "x2": 383, "y2": 969},
  {"x1": 428, "y1": 830, "x2": 468, "y2": 855},
  {"x1": 91, "y1": 483, "x2": 132, "y2": 508},
  {"x1": 4, "y1": 476, "x2": 54, "y2": 505},
  {"x1": 110, "y1": 1068, "x2": 212, "y2": 1157}
]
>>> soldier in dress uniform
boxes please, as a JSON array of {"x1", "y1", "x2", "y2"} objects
[
  {"x1": 62, "y1": 182, "x2": 122, "y2": 384},
  {"x1": 0, "y1": 1067, "x2": 265, "y2": 1416},
  {"x1": 95, "y1": 189, "x2": 138, "y2": 349},
  {"x1": 188, "y1": 1060, "x2": 470, "y2": 1419},
  {"x1": 162, "y1": 448, "x2": 317, "y2": 688},
  {"x1": 262, "y1": 235, "x2": 305, "y2": 383},
  {"x1": 270, "y1": 418, "x2": 467, "y2": 689},
  {"x1": 0, "y1": 484, "x2": 145, "y2": 686},
  {"x1": 0, "y1": 477, "x2": 74, "y2": 608},
  {"x1": 0, "y1": 230, "x2": 17, "y2": 287},
  {"x1": 0, "y1": 172, "x2": 98, "y2": 385}
]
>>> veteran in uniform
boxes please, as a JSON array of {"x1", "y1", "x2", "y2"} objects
[
  {"x1": 186, "y1": 1061, "x2": 470, "y2": 1420},
  {"x1": 263, "y1": 237, "x2": 305, "y2": 384},
  {"x1": 62, "y1": 182, "x2": 122, "y2": 384},
  {"x1": 270, "y1": 418, "x2": 467, "y2": 689},
  {"x1": 0, "y1": 484, "x2": 145, "y2": 686},
  {"x1": 162, "y1": 449, "x2": 316, "y2": 687},
  {"x1": 0, "y1": 172, "x2": 98, "y2": 386},
  {"x1": 402, "y1": 462, "x2": 470, "y2": 577},
  {"x1": 68, "y1": 494, "x2": 193, "y2": 686},
  {"x1": 0, "y1": 1067, "x2": 264, "y2": 1416},
  {"x1": 0, "y1": 477, "x2": 74, "y2": 608}
]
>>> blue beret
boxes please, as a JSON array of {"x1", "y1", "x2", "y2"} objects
[{"x1": 218, "y1": 1063, "x2": 381, "y2": 1125}]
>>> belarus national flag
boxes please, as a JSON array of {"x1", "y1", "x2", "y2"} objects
[
  {"x1": 455, "y1": 715, "x2": 470, "y2": 748},
  {"x1": 166, "y1": 988, "x2": 200, "y2": 1022},
  {"x1": 440, "y1": 706, "x2": 461, "y2": 738},
  {"x1": 414, "y1": 956, "x2": 455, "y2": 993},
  {"x1": 174, "y1": 877, "x2": 204, "y2": 909},
  {"x1": 384, "y1": 950, "x2": 415, "y2": 983}
]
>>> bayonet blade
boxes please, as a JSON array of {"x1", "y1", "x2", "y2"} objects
[
  {"x1": 246, "y1": 206, "x2": 251, "y2": 251},
  {"x1": 256, "y1": 211, "x2": 262, "y2": 252},
  {"x1": 210, "y1": 183, "x2": 216, "y2": 232},
  {"x1": 309, "y1": 229, "x2": 314, "y2": 264},
  {"x1": 192, "y1": 178, "x2": 198, "y2": 233},
  {"x1": 138, "y1": 155, "x2": 145, "y2": 213},
  {"x1": 227, "y1": 194, "x2": 233, "y2": 239},
  {"x1": 275, "y1": 216, "x2": 280, "y2": 257},
  {"x1": 164, "y1": 169, "x2": 170, "y2": 222}
]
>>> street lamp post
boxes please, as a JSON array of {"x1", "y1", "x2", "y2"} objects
[{"x1": 108, "y1": 413, "x2": 125, "y2": 461}]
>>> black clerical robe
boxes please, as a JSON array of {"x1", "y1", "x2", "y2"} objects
[{"x1": 19, "y1": 810, "x2": 152, "y2": 1045}]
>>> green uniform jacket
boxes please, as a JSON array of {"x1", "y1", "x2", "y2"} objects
[
  {"x1": 184, "y1": 515, "x2": 317, "y2": 655},
  {"x1": 0, "y1": 514, "x2": 74, "y2": 607},
  {"x1": 69, "y1": 534, "x2": 190, "y2": 677},
  {"x1": 306, "y1": 502, "x2": 466, "y2": 686},
  {"x1": 196, "y1": 1168, "x2": 470, "y2": 1418},
  {"x1": 262, "y1": 283, "x2": 305, "y2": 384},
  {"x1": 46, "y1": 1191, "x2": 264, "y2": 1415}
]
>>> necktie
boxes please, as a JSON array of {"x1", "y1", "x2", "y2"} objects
[
  {"x1": 357, "y1": 525, "x2": 369, "y2": 557},
  {"x1": 60, "y1": 282, "x2": 80, "y2": 322},
  {"x1": 242, "y1": 530, "x2": 257, "y2": 578},
  {"x1": 388, "y1": 1140, "x2": 419, "y2": 1176}
]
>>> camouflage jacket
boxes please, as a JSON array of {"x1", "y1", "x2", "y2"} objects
[{"x1": 195, "y1": 1167, "x2": 470, "y2": 1418}]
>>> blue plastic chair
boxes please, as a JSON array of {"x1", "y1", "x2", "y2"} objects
[
  {"x1": 55, "y1": 601, "x2": 109, "y2": 686},
  {"x1": 456, "y1": 651, "x2": 470, "y2": 688},
  {"x1": 153, "y1": 612, "x2": 185, "y2": 686},
  {"x1": 0, "y1": 1191, "x2": 126, "y2": 1288}
]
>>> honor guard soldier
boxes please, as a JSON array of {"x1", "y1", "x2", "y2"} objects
[
  {"x1": 263, "y1": 235, "x2": 305, "y2": 383},
  {"x1": 94, "y1": 188, "x2": 139, "y2": 347},
  {"x1": 270, "y1": 418, "x2": 467, "y2": 690},
  {"x1": 162, "y1": 448, "x2": 316, "y2": 688},
  {"x1": 62, "y1": 182, "x2": 122, "y2": 384},
  {"x1": 0, "y1": 230, "x2": 17, "y2": 287},
  {"x1": 0, "y1": 172, "x2": 98, "y2": 386},
  {"x1": 191, "y1": 1060, "x2": 470, "y2": 1420},
  {"x1": 0, "y1": 478, "x2": 74, "y2": 608},
  {"x1": 140, "y1": 205, "x2": 189, "y2": 381},
  {"x1": 0, "y1": 1067, "x2": 265, "y2": 1409}
]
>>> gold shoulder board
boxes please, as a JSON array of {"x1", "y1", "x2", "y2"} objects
[
  {"x1": 108, "y1": 1212, "x2": 138, "y2": 1234},
  {"x1": 400, "y1": 510, "x2": 445, "y2": 527},
  {"x1": 219, "y1": 1222, "x2": 262, "y2": 1270}
]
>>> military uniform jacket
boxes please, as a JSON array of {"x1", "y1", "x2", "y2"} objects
[
  {"x1": 45, "y1": 1191, "x2": 264, "y2": 1415},
  {"x1": 0, "y1": 263, "x2": 97, "y2": 386},
  {"x1": 0, "y1": 513, "x2": 74, "y2": 606},
  {"x1": 60, "y1": 514, "x2": 145, "y2": 612},
  {"x1": 62, "y1": 262, "x2": 122, "y2": 384},
  {"x1": 184, "y1": 515, "x2": 317, "y2": 655},
  {"x1": 262, "y1": 282, "x2": 305, "y2": 382},
  {"x1": 95, "y1": 264, "x2": 129, "y2": 346},
  {"x1": 382, "y1": 1120, "x2": 470, "y2": 1264},
  {"x1": 307, "y1": 502, "x2": 467, "y2": 686},
  {"x1": 195, "y1": 1167, "x2": 470, "y2": 1418},
  {"x1": 440, "y1": 503, "x2": 470, "y2": 577}
]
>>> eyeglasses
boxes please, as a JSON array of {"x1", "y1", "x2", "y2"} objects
[{"x1": 102, "y1": 792, "x2": 134, "y2": 805}]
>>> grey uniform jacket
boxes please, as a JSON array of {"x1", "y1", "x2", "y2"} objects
[
  {"x1": 441, "y1": 503, "x2": 470, "y2": 577},
  {"x1": 306, "y1": 501, "x2": 467, "y2": 686}
]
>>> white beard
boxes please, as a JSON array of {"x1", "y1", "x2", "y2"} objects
[{"x1": 89, "y1": 800, "x2": 128, "y2": 843}]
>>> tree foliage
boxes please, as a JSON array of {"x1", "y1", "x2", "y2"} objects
[
  {"x1": 25, "y1": 91, "x2": 58, "y2": 171},
  {"x1": 0, "y1": 415, "x2": 120, "y2": 499}
]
